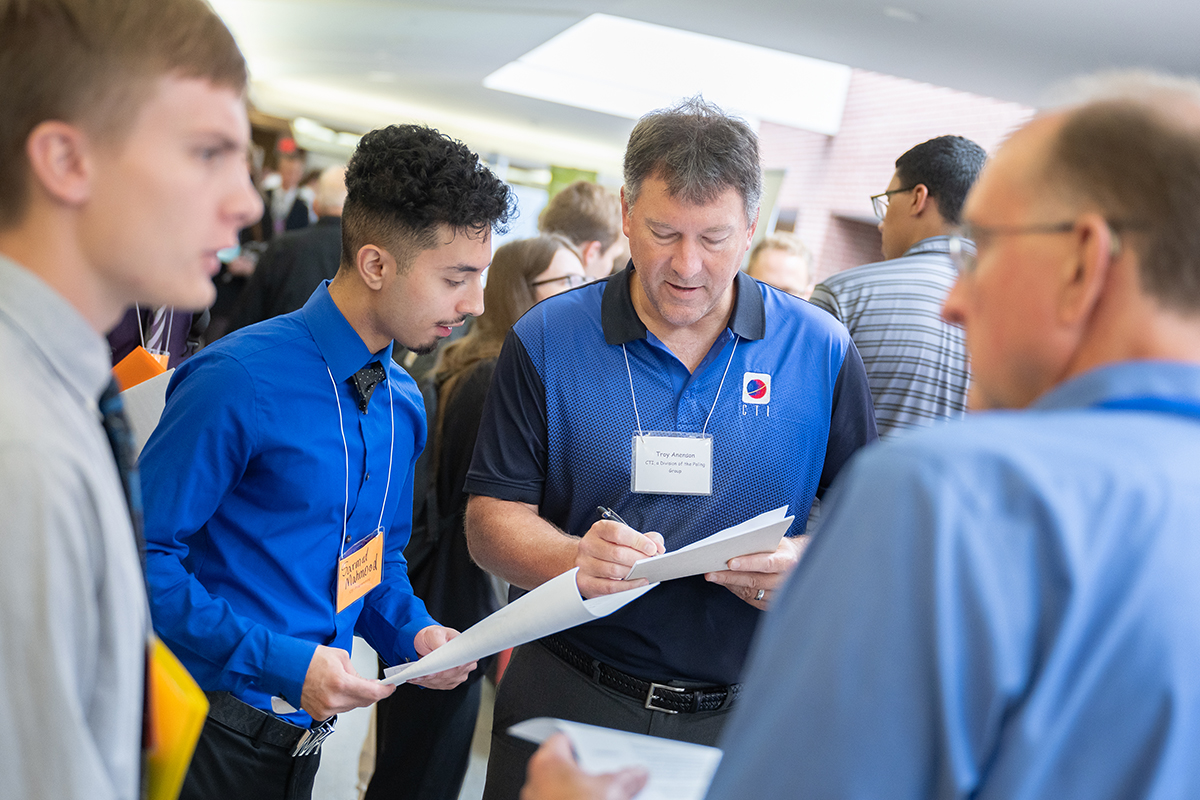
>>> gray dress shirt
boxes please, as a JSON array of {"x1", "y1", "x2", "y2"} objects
[{"x1": 0, "y1": 255, "x2": 147, "y2": 799}]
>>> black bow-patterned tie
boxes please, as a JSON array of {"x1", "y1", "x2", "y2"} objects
[
  {"x1": 99, "y1": 379, "x2": 146, "y2": 574},
  {"x1": 350, "y1": 361, "x2": 387, "y2": 412}
]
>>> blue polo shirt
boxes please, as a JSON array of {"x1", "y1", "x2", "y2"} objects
[
  {"x1": 140, "y1": 283, "x2": 437, "y2": 725},
  {"x1": 466, "y1": 266, "x2": 877, "y2": 685}
]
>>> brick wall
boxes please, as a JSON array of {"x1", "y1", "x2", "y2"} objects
[{"x1": 759, "y1": 69, "x2": 1034, "y2": 281}]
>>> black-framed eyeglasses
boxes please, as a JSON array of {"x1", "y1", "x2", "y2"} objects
[
  {"x1": 530, "y1": 273, "x2": 592, "y2": 289},
  {"x1": 948, "y1": 219, "x2": 1139, "y2": 274},
  {"x1": 870, "y1": 185, "x2": 917, "y2": 220}
]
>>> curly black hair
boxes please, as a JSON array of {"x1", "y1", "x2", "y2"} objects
[{"x1": 341, "y1": 124, "x2": 513, "y2": 269}]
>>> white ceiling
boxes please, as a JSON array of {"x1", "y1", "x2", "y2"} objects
[{"x1": 212, "y1": 0, "x2": 1200, "y2": 174}]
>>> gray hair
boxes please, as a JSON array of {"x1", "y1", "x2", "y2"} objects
[
  {"x1": 623, "y1": 96, "x2": 762, "y2": 224},
  {"x1": 1040, "y1": 71, "x2": 1200, "y2": 313}
]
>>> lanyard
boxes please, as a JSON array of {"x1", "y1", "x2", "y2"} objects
[
  {"x1": 622, "y1": 334, "x2": 739, "y2": 437},
  {"x1": 326, "y1": 365, "x2": 395, "y2": 559},
  {"x1": 1093, "y1": 396, "x2": 1200, "y2": 421},
  {"x1": 134, "y1": 303, "x2": 174, "y2": 353}
]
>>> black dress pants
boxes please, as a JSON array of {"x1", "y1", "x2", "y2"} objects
[
  {"x1": 482, "y1": 640, "x2": 734, "y2": 800},
  {"x1": 180, "y1": 709, "x2": 321, "y2": 800}
]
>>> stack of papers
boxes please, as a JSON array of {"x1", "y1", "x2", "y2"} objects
[
  {"x1": 624, "y1": 506, "x2": 793, "y2": 583},
  {"x1": 382, "y1": 568, "x2": 655, "y2": 686},
  {"x1": 510, "y1": 717, "x2": 722, "y2": 800},
  {"x1": 383, "y1": 506, "x2": 793, "y2": 686},
  {"x1": 269, "y1": 506, "x2": 800, "y2": 714}
]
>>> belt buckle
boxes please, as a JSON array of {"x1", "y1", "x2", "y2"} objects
[
  {"x1": 291, "y1": 716, "x2": 337, "y2": 757},
  {"x1": 644, "y1": 681, "x2": 685, "y2": 714}
]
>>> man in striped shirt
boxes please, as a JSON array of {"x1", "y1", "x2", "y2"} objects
[{"x1": 810, "y1": 135, "x2": 985, "y2": 437}]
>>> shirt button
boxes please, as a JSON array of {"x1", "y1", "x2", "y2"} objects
[{"x1": 365, "y1": 472, "x2": 371, "y2": 481}]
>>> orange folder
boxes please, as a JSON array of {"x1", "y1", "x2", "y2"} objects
[{"x1": 113, "y1": 346, "x2": 167, "y2": 392}]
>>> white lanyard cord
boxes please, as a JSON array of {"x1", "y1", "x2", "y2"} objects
[
  {"x1": 377, "y1": 376, "x2": 395, "y2": 531},
  {"x1": 326, "y1": 364, "x2": 395, "y2": 560},
  {"x1": 623, "y1": 334, "x2": 739, "y2": 437},
  {"x1": 702, "y1": 335, "x2": 739, "y2": 435},
  {"x1": 326, "y1": 366, "x2": 351, "y2": 557},
  {"x1": 622, "y1": 343, "x2": 644, "y2": 437}
]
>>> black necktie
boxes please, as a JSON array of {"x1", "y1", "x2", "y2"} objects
[
  {"x1": 351, "y1": 361, "x2": 387, "y2": 413},
  {"x1": 99, "y1": 379, "x2": 146, "y2": 572}
]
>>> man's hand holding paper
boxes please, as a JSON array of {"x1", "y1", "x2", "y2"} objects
[
  {"x1": 575, "y1": 519, "x2": 666, "y2": 599},
  {"x1": 408, "y1": 625, "x2": 476, "y2": 690},
  {"x1": 622, "y1": 507, "x2": 797, "y2": 607},
  {"x1": 705, "y1": 534, "x2": 809, "y2": 609}
]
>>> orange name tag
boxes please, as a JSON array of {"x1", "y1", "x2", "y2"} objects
[{"x1": 336, "y1": 530, "x2": 383, "y2": 613}]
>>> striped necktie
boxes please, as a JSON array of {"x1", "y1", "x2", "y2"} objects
[{"x1": 99, "y1": 379, "x2": 146, "y2": 571}]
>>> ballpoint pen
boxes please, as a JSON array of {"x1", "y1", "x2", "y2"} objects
[{"x1": 597, "y1": 506, "x2": 629, "y2": 526}]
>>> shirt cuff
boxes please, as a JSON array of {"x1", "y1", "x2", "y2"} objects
[
  {"x1": 392, "y1": 614, "x2": 440, "y2": 664},
  {"x1": 258, "y1": 633, "x2": 319, "y2": 707}
]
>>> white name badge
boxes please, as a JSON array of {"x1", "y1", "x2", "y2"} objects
[{"x1": 631, "y1": 432, "x2": 713, "y2": 495}]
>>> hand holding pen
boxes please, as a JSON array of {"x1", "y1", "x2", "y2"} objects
[{"x1": 572, "y1": 506, "x2": 666, "y2": 599}]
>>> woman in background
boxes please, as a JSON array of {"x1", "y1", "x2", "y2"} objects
[{"x1": 366, "y1": 234, "x2": 589, "y2": 800}]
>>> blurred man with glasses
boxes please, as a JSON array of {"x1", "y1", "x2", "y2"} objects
[{"x1": 811, "y1": 135, "x2": 986, "y2": 437}]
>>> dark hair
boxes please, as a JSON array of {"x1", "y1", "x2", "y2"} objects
[
  {"x1": 340, "y1": 124, "x2": 513, "y2": 271},
  {"x1": 432, "y1": 234, "x2": 570, "y2": 456},
  {"x1": 894, "y1": 135, "x2": 987, "y2": 225},
  {"x1": 0, "y1": 0, "x2": 246, "y2": 226},
  {"x1": 1046, "y1": 97, "x2": 1200, "y2": 312},
  {"x1": 538, "y1": 181, "x2": 622, "y2": 249},
  {"x1": 623, "y1": 96, "x2": 762, "y2": 223}
]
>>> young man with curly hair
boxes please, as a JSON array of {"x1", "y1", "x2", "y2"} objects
[{"x1": 139, "y1": 124, "x2": 512, "y2": 800}]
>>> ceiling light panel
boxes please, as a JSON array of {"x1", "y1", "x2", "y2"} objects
[{"x1": 484, "y1": 14, "x2": 853, "y2": 136}]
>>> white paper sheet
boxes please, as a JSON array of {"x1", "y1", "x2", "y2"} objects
[
  {"x1": 624, "y1": 506, "x2": 793, "y2": 583},
  {"x1": 381, "y1": 567, "x2": 656, "y2": 686},
  {"x1": 509, "y1": 717, "x2": 722, "y2": 800},
  {"x1": 120, "y1": 368, "x2": 173, "y2": 459}
]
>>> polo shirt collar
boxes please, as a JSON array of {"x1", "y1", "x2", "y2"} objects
[
  {"x1": 601, "y1": 263, "x2": 766, "y2": 346},
  {"x1": 1033, "y1": 361, "x2": 1200, "y2": 412},
  {"x1": 903, "y1": 235, "x2": 954, "y2": 257},
  {"x1": 301, "y1": 280, "x2": 394, "y2": 382}
]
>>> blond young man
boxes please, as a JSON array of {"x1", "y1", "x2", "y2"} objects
[{"x1": 0, "y1": 2, "x2": 261, "y2": 797}]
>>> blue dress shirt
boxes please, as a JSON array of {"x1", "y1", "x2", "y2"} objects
[
  {"x1": 140, "y1": 283, "x2": 436, "y2": 724},
  {"x1": 708, "y1": 361, "x2": 1200, "y2": 799}
]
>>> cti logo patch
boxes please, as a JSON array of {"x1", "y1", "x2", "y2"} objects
[{"x1": 742, "y1": 372, "x2": 771, "y2": 405}]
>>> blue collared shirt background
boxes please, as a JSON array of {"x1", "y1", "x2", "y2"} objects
[
  {"x1": 708, "y1": 360, "x2": 1200, "y2": 799},
  {"x1": 140, "y1": 282, "x2": 436, "y2": 725}
]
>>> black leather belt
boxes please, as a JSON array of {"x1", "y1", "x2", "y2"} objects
[
  {"x1": 540, "y1": 635, "x2": 740, "y2": 714},
  {"x1": 205, "y1": 691, "x2": 336, "y2": 757}
]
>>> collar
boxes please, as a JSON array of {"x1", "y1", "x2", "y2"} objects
[
  {"x1": 901, "y1": 235, "x2": 955, "y2": 258},
  {"x1": 600, "y1": 263, "x2": 766, "y2": 346},
  {"x1": 0, "y1": 254, "x2": 111, "y2": 406},
  {"x1": 1032, "y1": 361, "x2": 1200, "y2": 412},
  {"x1": 301, "y1": 280, "x2": 394, "y2": 382}
]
